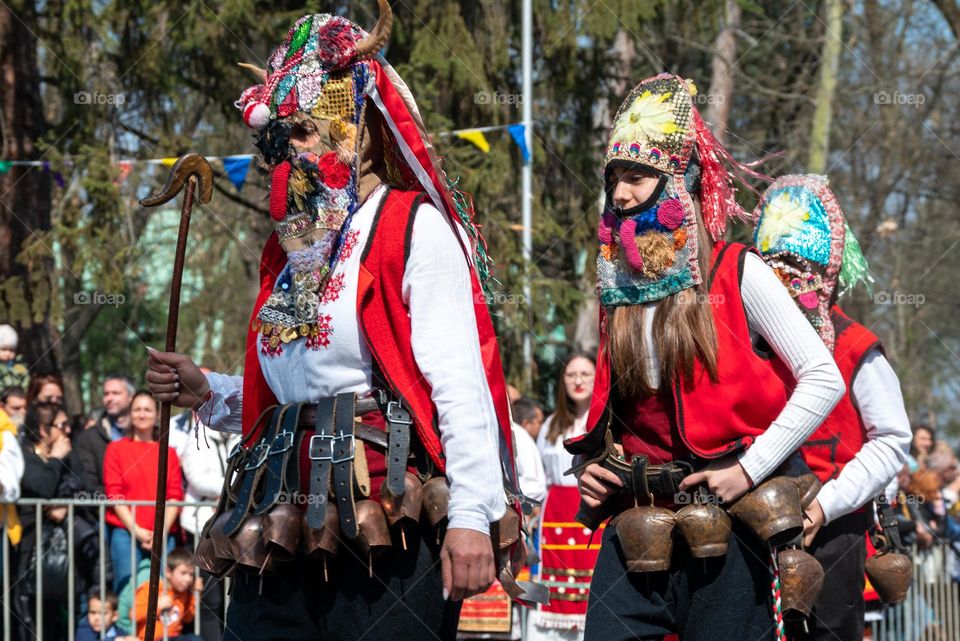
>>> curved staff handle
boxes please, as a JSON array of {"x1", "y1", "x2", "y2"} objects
[{"x1": 139, "y1": 152, "x2": 213, "y2": 641}]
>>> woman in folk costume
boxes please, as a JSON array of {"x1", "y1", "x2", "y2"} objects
[
  {"x1": 565, "y1": 73, "x2": 846, "y2": 641},
  {"x1": 145, "y1": 3, "x2": 531, "y2": 640},
  {"x1": 528, "y1": 352, "x2": 597, "y2": 639},
  {"x1": 753, "y1": 175, "x2": 912, "y2": 641}
]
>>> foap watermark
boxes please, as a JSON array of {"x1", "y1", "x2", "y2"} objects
[
  {"x1": 474, "y1": 90, "x2": 523, "y2": 106},
  {"x1": 74, "y1": 90, "x2": 126, "y2": 106},
  {"x1": 673, "y1": 491, "x2": 725, "y2": 506},
  {"x1": 873, "y1": 290, "x2": 924, "y2": 308},
  {"x1": 874, "y1": 91, "x2": 925, "y2": 108},
  {"x1": 74, "y1": 290, "x2": 126, "y2": 307},
  {"x1": 475, "y1": 290, "x2": 527, "y2": 306},
  {"x1": 692, "y1": 292, "x2": 725, "y2": 305},
  {"x1": 691, "y1": 93, "x2": 724, "y2": 107}
]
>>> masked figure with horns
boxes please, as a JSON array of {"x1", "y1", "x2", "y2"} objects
[
  {"x1": 753, "y1": 175, "x2": 912, "y2": 640},
  {"x1": 565, "y1": 74, "x2": 847, "y2": 640},
  {"x1": 146, "y1": 3, "x2": 531, "y2": 639}
]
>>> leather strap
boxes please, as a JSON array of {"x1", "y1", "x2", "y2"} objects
[
  {"x1": 332, "y1": 392, "x2": 358, "y2": 539},
  {"x1": 298, "y1": 396, "x2": 380, "y2": 428},
  {"x1": 630, "y1": 455, "x2": 650, "y2": 502},
  {"x1": 253, "y1": 403, "x2": 302, "y2": 515},
  {"x1": 224, "y1": 405, "x2": 287, "y2": 536},
  {"x1": 306, "y1": 397, "x2": 337, "y2": 529},
  {"x1": 384, "y1": 399, "x2": 412, "y2": 497}
]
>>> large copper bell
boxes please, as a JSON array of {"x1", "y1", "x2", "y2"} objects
[
  {"x1": 231, "y1": 515, "x2": 277, "y2": 574},
  {"x1": 615, "y1": 506, "x2": 677, "y2": 572},
  {"x1": 728, "y1": 477, "x2": 804, "y2": 545},
  {"x1": 261, "y1": 501, "x2": 302, "y2": 561},
  {"x1": 777, "y1": 548, "x2": 825, "y2": 617},
  {"x1": 675, "y1": 501, "x2": 731, "y2": 558},
  {"x1": 791, "y1": 474, "x2": 822, "y2": 510},
  {"x1": 355, "y1": 500, "x2": 392, "y2": 557},
  {"x1": 194, "y1": 532, "x2": 231, "y2": 577},
  {"x1": 865, "y1": 549, "x2": 913, "y2": 604},
  {"x1": 302, "y1": 504, "x2": 341, "y2": 558},
  {"x1": 421, "y1": 477, "x2": 451, "y2": 527},
  {"x1": 380, "y1": 472, "x2": 423, "y2": 526},
  {"x1": 207, "y1": 512, "x2": 236, "y2": 564}
]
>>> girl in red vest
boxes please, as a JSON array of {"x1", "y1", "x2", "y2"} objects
[
  {"x1": 565, "y1": 74, "x2": 845, "y2": 641},
  {"x1": 753, "y1": 174, "x2": 911, "y2": 641}
]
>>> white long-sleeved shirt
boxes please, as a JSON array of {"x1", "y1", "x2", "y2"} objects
[
  {"x1": 537, "y1": 412, "x2": 588, "y2": 487},
  {"x1": 513, "y1": 424, "x2": 547, "y2": 503},
  {"x1": 199, "y1": 186, "x2": 506, "y2": 534},
  {"x1": 634, "y1": 251, "x2": 845, "y2": 485},
  {"x1": 179, "y1": 429, "x2": 242, "y2": 535},
  {"x1": 815, "y1": 348, "x2": 911, "y2": 524}
]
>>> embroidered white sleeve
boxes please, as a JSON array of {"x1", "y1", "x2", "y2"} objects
[
  {"x1": 403, "y1": 202, "x2": 507, "y2": 534},
  {"x1": 815, "y1": 350, "x2": 911, "y2": 524},
  {"x1": 737, "y1": 252, "x2": 845, "y2": 484},
  {"x1": 197, "y1": 372, "x2": 244, "y2": 435}
]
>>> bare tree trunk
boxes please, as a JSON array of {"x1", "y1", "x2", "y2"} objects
[
  {"x1": 930, "y1": 0, "x2": 960, "y2": 38},
  {"x1": 706, "y1": 0, "x2": 741, "y2": 145},
  {"x1": 807, "y1": 0, "x2": 843, "y2": 173},
  {"x1": 0, "y1": 2, "x2": 57, "y2": 374}
]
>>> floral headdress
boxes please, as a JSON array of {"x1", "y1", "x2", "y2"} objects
[{"x1": 598, "y1": 73, "x2": 768, "y2": 306}]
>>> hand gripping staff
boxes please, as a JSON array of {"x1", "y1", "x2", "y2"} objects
[{"x1": 138, "y1": 153, "x2": 213, "y2": 641}]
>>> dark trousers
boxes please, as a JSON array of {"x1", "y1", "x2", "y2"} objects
[
  {"x1": 198, "y1": 568, "x2": 224, "y2": 641},
  {"x1": 584, "y1": 519, "x2": 776, "y2": 641},
  {"x1": 789, "y1": 511, "x2": 868, "y2": 641},
  {"x1": 223, "y1": 522, "x2": 461, "y2": 641}
]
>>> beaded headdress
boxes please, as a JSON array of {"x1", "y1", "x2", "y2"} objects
[
  {"x1": 753, "y1": 174, "x2": 871, "y2": 351},
  {"x1": 234, "y1": 1, "x2": 486, "y2": 355},
  {"x1": 598, "y1": 73, "x2": 766, "y2": 306}
]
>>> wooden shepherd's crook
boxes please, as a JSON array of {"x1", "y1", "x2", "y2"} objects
[{"x1": 138, "y1": 153, "x2": 213, "y2": 641}]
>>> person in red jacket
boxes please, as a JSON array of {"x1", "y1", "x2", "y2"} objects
[
  {"x1": 144, "y1": 3, "x2": 527, "y2": 640},
  {"x1": 753, "y1": 174, "x2": 912, "y2": 641},
  {"x1": 565, "y1": 74, "x2": 845, "y2": 641},
  {"x1": 104, "y1": 390, "x2": 182, "y2": 593}
]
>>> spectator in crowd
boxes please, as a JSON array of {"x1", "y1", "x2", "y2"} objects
[
  {"x1": 179, "y1": 420, "x2": 240, "y2": 641},
  {"x1": 26, "y1": 373, "x2": 64, "y2": 406},
  {"x1": 75, "y1": 374, "x2": 135, "y2": 497},
  {"x1": 507, "y1": 384, "x2": 523, "y2": 404},
  {"x1": 512, "y1": 396, "x2": 545, "y2": 442},
  {"x1": 0, "y1": 325, "x2": 28, "y2": 394},
  {"x1": 133, "y1": 547, "x2": 201, "y2": 641},
  {"x1": 12, "y1": 402, "x2": 89, "y2": 641},
  {"x1": 530, "y1": 352, "x2": 596, "y2": 641},
  {"x1": 906, "y1": 470, "x2": 944, "y2": 550},
  {"x1": 926, "y1": 442, "x2": 960, "y2": 507},
  {"x1": 510, "y1": 397, "x2": 547, "y2": 506},
  {"x1": 0, "y1": 386, "x2": 27, "y2": 426},
  {"x1": 103, "y1": 390, "x2": 183, "y2": 592},
  {"x1": 76, "y1": 588, "x2": 135, "y2": 641},
  {"x1": 0, "y1": 403, "x2": 24, "y2": 544},
  {"x1": 912, "y1": 424, "x2": 935, "y2": 465}
]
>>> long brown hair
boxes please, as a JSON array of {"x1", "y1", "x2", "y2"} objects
[
  {"x1": 26, "y1": 373, "x2": 64, "y2": 406},
  {"x1": 546, "y1": 351, "x2": 596, "y2": 444},
  {"x1": 608, "y1": 205, "x2": 719, "y2": 398}
]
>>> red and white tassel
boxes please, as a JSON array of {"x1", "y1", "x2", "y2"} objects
[{"x1": 769, "y1": 544, "x2": 788, "y2": 641}]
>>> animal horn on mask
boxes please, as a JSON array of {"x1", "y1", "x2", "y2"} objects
[{"x1": 354, "y1": 0, "x2": 393, "y2": 59}]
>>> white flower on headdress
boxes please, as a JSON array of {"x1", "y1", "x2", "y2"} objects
[
  {"x1": 757, "y1": 192, "x2": 810, "y2": 253},
  {"x1": 610, "y1": 90, "x2": 680, "y2": 148}
]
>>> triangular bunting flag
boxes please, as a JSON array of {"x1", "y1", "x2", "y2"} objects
[
  {"x1": 115, "y1": 161, "x2": 133, "y2": 186},
  {"x1": 0, "y1": 161, "x2": 10, "y2": 174},
  {"x1": 508, "y1": 124, "x2": 531, "y2": 164},
  {"x1": 161, "y1": 157, "x2": 177, "y2": 167},
  {"x1": 223, "y1": 156, "x2": 252, "y2": 193},
  {"x1": 455, "y1": 130, "x2": 490, "y2": 153}
]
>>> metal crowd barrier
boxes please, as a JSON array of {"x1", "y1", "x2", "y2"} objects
[
  {"x1": 1, "y1": 498, "x2": 220, "y2": 641},
  {"x1": 873, "y1": 543, "x2": 960, "y2": 641}
]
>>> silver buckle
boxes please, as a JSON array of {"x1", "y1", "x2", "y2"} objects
[
  {"x1": 244, "y1": 442, "x2": 270, "y2": 470},
  {"x1": 308, "y1": 434, "x2": 355, "y2": 464},
  {"x1": 386, "y1": 401, "x2": 413, "y2": 426},
  {"x1": 270, "y1": 430, "x2": 296, "y2": 454}
]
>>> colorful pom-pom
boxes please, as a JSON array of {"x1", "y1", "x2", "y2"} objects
[
  {"x1": 243, "y1": 102, "x2": 271, "y2": 129},
  {"x1": 656, "y1": 198, "x2": 685, "y2": 230}
]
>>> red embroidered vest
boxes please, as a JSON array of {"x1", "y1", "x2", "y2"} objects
[
  {"x1": 567, "y1": 242, "x2": 792, "y2": 461},
  {"x1": 240, "y1": 188, "x2": 516, "y2": 479},
  {"x1": 802, "y1": 306, "x2": 880, "y2": 483}
]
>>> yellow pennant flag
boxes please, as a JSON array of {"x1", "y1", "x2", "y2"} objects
[
  {"x1": 161, "y1": 157, "x2": 178, "y2": 167},
  {"x1": 455, "y1": 130, "x2": 490, "y2": 153}
]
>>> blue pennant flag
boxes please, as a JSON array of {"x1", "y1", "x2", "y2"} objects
[
  {"x1": 508, "y1": 123, "x2": 531, "y2": 164},
  {"x1": 223, "y1": 156, "x2": 252, "y2": 192}
]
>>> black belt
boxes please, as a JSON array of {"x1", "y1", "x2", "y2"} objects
[
  {"x1": 224, "y1": 405, "x2": 288, "y2": 536},
  {"x1": 253, "y1": 403, "x2": 302, "y2": 515},
  {"x1": 604, "y1": 455, "x2": 694, "y2": 501}
]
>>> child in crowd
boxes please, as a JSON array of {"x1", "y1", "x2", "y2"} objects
[
  {"x1": 0, "y1": 325, "x2": 28, "y2": 394},
  {"x1": 133, "y1": 547, "x2": 201, "y2": 641},
  {"x1": 76, "y1": 589, "x2": 135, "y2": 641}
]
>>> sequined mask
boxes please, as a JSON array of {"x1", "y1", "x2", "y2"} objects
[{"x1": 753, "y1": 175, "x2": 846, "y2": 350}]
